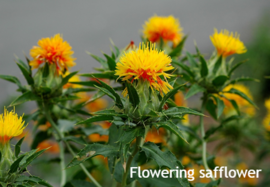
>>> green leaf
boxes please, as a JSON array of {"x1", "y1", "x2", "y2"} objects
[
  {"x1": 104, "y1": 54, "x2": 116, "y2": 71},
  {"x1": 67, "y1": 144, "x2": 118, "y2": 168},
  {"x1": 70, "y1": 81, "x2": 99, "y2": 87},
  {"x1": 94, "y1": 79, "x2": 124, "y2": 109},
  {"x1": 228, "y1": 60, "x2": 247, "y2": 76},
  {"x1": 206, "y1": 98, "x2": 217, "y2": 120},
  {"x1": 185, "y1": 84, "x2": 205, "y2": 99},
  {"x1": 163, "y1": 107, "x2": 204, "y2": 116},
  {"x1": 77, "y1": 115, "x2": 114, "y2": 125},
  {"x1": 15, "y1": 137, "x2": 25, "y2": 158},
  {"x1": 82, "y1": 125, "x2": 108, "y2": 136},
  {"x1": 172, "y1": 60, "x2": 194, "y2": 77},
  {"x1": 70, "y1": 180, "x2": 95, "y2": 187},
  {"x1": 226, "y1": 88, "x2": 257, "y2": 107},
  {"x1": 212, "y1": 75, "x2": 228, "y2": 87},
  {"x1": 86, "y1": 51, "x2": 107, "y2": 68},
  {"x1": 186, "y1": 51, "x2": 198, "y2": 67},
  {"x1": 199, "y1": 55, "x2": 208, "y2": 77},
  {"x1": 212, "y1": 96, "x2": 225, "y2": 118},
  {"x1": 154, "y1": 121, "x2": 187, "y2": 143},
  {"x1": 0, "y1": 152, "x2": 2, "y2": 162},
  {"x1": 31, "y1": 131, "x2": 50, "y2": 149},
  {"x1": 158, "y1": 84, "x2": 185, "y2": 111},
  {"x1": 19, "y1": 149, "x2": 47, "y2": 172},
  {"x1": 126, "y1": 82, "x2": 140, "y2": 108},
  {"x1": 94, "y1": 109, "x2": 128, "y2": 118},
  {"x1": 9, "y1": 91, "x2": 38, "y2": 107},
  {"x1": 228, "y1": 77, "x2": 259, "y2": 85},
  {"x1": 16, "y1": 62, "x2": 34, "y2": 85},
  {"x1": 59, "y1": 71, "x2": 78, "y2": 88},
  {"x1": 15, "y1": 175, "x2": 52, "y2": 187},
  {"x1": 177, "y1": 124, "x2": 201, "y2": 141},
  {"x1": 141, "y1": 142, "x2": 190, "y2": 187},
  {"x1": 80, "y1": 71, "x2": 116, "y2": 79},
  {"x1": 0, "y1": 74, "x2": 22, "y2": 88},
  {"x1": 9, "y1": 155, "x2": 25, "y2": 174},
  {"x1": 168, "y1": 35, "x2": 187, "y2": 58},
  {"x1": 64, "y1": 136, "x2": 87, "y2": 145},
  {"x1": 212, "y1": 55, "x2": 222, "y2": 74}
]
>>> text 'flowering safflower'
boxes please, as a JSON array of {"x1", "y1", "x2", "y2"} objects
[{"x1": 115, "y1": 43, "x2": 174, "y2": 95}]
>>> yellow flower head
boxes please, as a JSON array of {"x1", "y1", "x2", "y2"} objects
[
  {"x1": 115, "y1": 43, "x2": 174, "y2": 95},
  {"x1": 29, "y1": 34, "x2": 76, "y2": 75},
  {"x1": 0, "y1": 108, "x2": 26, "y2": 144},
  {"x1": 221, "y1": 84, "x2": 255, "y2": 116},
  {"x1": 210, "y1": 29, "x2": 247, "y2": 57},
  {"x1": 143, "y1": 15, "x2": 183, "y2": 46},
  {"x1": 263, "y1": 98, "x2": 270, "y2": 131}
]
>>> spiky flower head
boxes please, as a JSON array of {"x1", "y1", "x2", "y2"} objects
[
  {"x1": 221, "y1": 84, "x2": 254, "y2": 116},
  {"x1": 115, "y1": 43, "x2": 174, "y2": 95},
  {"x1": 29, "y1": 34, "x2": 76, "y2": 75},
  {"x1": 143, "y1": 15, "x2": 183, "y2": 46},
  {"x1": 0, "y1": 108, "x2": 26, "y2": 144},
  {"x1": 210, "y1": 28, "x2": 247, "y2": 57}
]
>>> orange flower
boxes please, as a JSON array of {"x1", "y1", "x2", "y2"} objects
[
  {"x1": 29, "y1": 34, "x2": 76, "y2": 75},
  {"x1": 143, "y1": 15, "x2": 183, "y2": 46},
  {"x1": 237, "y1": 162, "x2": 258, "y2": 186},
  {"x1": 174, "y1": 91, "x2": 189, "y2": 125},
  {"x1": 145, "y1": 128, "x2": 166, "y2": 144},
  {"x1": 88, "y1": 122, "x2": 111, "y2": 143},
  {"x1": 37, "y1": 140, "x2": 60, "y2": 154},
  {"x1": 38, "y1": 121, "x2": 51, "y2": 131},
  {"x1": 79, "y1": 93, "x2": 108, "y2": 113},
  {"x1": 63, "y1": 71, "x2": 82, "y2": 89}
]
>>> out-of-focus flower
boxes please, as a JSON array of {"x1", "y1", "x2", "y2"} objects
[
  {"x1": 80, "y1": 93, "x2": 108, "y2": 113},
  {"x1": 237, "y1": 162, "x2": 258, "y2": 186},
  {"x1": 115, "y1": 43, "x2": 173, "y2": 96},
  {"x1": 37, "y1": 121, "x2": 52, "y2": 131},
  {"x1": 145, "y1": 128, "x2": 166, "y2": 144},
  {"x1": 263, "y1": 98, "x2": 270, "y2": 131},
  {"x1": 210, "y1": 29, "x2": 246, "y2": 57},
  {"x1": 181, "y1": 156, "x2": 191, "y2": 166},
  {"x1": 220, "y1": 84, "x2": 255, "y2": 116},
  {"x1": 63, "y1": 71, "x2": 82, "y2": 89},
  {"x1": 88, "y1": 122, "x2": 112, "y2": 143},
  {"x1": 143, "y1": 15, "x2": 183, "y2": 46},
  {"x1": 0, "y1": 108, "x2": 26, "y2": 144},
  {"x1": 37, "y1": 140, "x2": 60, "y2": 154},
  {"x1": 14, "y1": 129, "x2": 32, "y2": 145},
  {"x1": 174, "y1": 91, "x2": 189, "y2": 125},
  {"x1": 29, "y1": 34, "x2": 76, "y2": 75}
]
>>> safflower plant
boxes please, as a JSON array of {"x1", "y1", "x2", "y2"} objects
[{"x1": 0, "y1": 15, "x2": 265, "y2": 187}]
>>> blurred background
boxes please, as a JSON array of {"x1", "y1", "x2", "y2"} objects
[{"x1": 1, "y1": 1, "x2": 270, "y2": 186}]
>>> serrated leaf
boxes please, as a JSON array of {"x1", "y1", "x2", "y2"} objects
[
  {"x1": 168, "y1": 35, "x2": 187, "y2": 58},
  {"x1": 67, "y1": 144, "x2": 118, "y2": 168},
  {"x1": 199, "y1": 55, "x2": 208, "y2": 77},
  {"x1": 228, "y1": 60, "x2": 247, "y2": 76},
  {"x1": 15, "y1": 137, "x2": 25, "y2": 158},
  {"x1": 87, "y1": 51, "x2": 107, "y2": 68},
  {"x1": 104, "y1": 54, "x2": 116, "y2": 71},
  {"x1": 70, "y1": 81, "x2": 99, "y2": 87},
  {"x1": 19, "y1": 149, "x2": 47, "y2": 172},
  {"x1": 163, "y1": 107, "x2": 204, "y2": 116},
  {"x1": 186, "y1": 51, "x2": 198, "y2": 67},
  {"x1": 159, "y1": 84, "x2": 185, "y2": 111},
  {"x1": 206, "y1": 98, "x2": 217, "y2": 120},
  {"x1": 226, "y1": 88, "x2": 257, "y2": 107},
  {"x1": 212, "y1": 96, "x2": 225, "y2": 118},
  {"x1": 126, "y1": 82, "x2": 140, "y2": 108},
  {"x1": 0, "y1": 74, "x2": 23, "y2": 89},
  {"x1": 16, "y1": 62, "x2": 34, "y2": 85},
  {"x1": 185, "y1": 84, "x2": 205, "y2": 99},
  {"x1": 141, "y1": 142, "x2": 190, "y2": 187},
  {"x1": 154, "y1": 121, "x2": 187, "y2": 143},
  {"x1": 9, "y1": 155, "x2": 25, "y2": 174},
  {"x1": 59, "y1": 71, "x2": 78, "y2": 88},
  {"x1": 212, "y1": 75, "x2": 228, "y2": 87},
  {"x1": 212, "y1": 55, "x2": 222, "y2": 74},
  {"x1": 77, "y1": 115, "x2": 114, "y2": 125},
  {"x1": 172, "y1": 60, "x2": 194, "y2": 77},
  {"x1": 9, "y1": 91, "x2": 38, "y2": 107}
]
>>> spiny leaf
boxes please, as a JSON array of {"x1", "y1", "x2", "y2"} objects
[{"x1": 185, "y1": 84, "x2": 205, "y2": 99}]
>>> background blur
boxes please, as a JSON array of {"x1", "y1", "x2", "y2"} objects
[{"x1": 1, "y1": 1, "x2": 270, "y2": 107}]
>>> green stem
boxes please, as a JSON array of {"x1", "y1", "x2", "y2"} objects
[
  {"x1": 121, "y1": 137, "x2": 144, "y2": 187},
  {"x1": 200, "y1": 98, "x2": 215, "y2": 181},
  {"x1": 43, "y1": 104, "x2": 102, "y2": 187}
]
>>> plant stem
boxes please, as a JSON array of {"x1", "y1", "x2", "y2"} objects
[
  {"x1": 121, "y1": 137, "x2": 143, "y2": 187},
  {"x1": 200, "y1": 98, "x2": 215, "y2": 181},
  {"x1": 43, "y1": 104, "x2": 102, "y2": 187}
]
